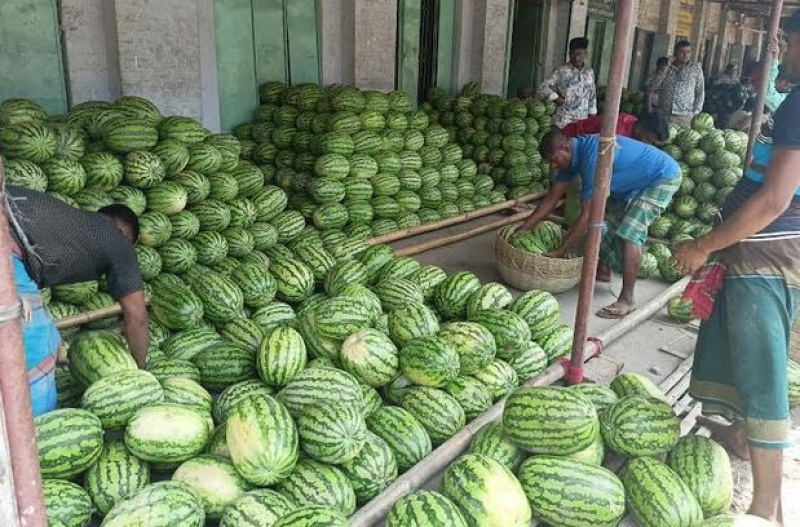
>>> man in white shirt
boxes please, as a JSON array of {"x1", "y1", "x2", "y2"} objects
[{"x1": 537, "y1": 38, "x2": 598, "y2": 129}]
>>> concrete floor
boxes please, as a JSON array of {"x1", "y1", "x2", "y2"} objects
[{"x1": 388, "y1": 213, "x2": 800, "y2": 526}]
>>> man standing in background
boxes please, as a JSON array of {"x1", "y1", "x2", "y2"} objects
[
  {"x1": 714, "y1": 64, "x2": 740, "y2": 86},
  {"x1": 655, "y1": 40, "x2": 705, "y2": 126},
  {"x1": 645, "y1": 57, "x2": 669, "y2": 113},
  {"x1": 538, "y1": 37, "x2": 598, "y2": 130}
]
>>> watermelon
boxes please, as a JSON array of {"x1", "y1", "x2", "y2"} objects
[
  {"x1": 185, "y1": 268, "x2": 244, "y2": 324},
  {"x1": 81, "y1": 370, "x2": 164, "y2": 429},
  {"x1": 83, "y1": 440, "x2": 150, "y2": 516},
  {"x1": 150, "y1": 280, "x2": 204, "y2": 330},
  {"x1": 220, "y1": 318, "x2": 265, "y2": 352},
  {"x1": 172, "y1": 454, "x2": 251, "y2": 519},
  {"x1": 340, "y1": 328, "x2": 399, "y2": 387},
  {"x1": 621, "y1": 457, "x2": 704, "y2": 527},
  {"x1": 469, "y1": 358, "x2": 518, "y2": 400},
  {"x1": 36, "y1": 408, "x2": 104, "y2": 479},
  {"x1": 445, "y1": 376, "x2": 492, "y2": 420},
  {"x1": 100, "y1": 480, "x2": 205, "y2": 527},
  {"x1": 468, "y1": 309, "x2": 531, "y2": 360},
  {"x1": 466, "y1": 282, "x2": 513, "y2": 317},
  {"x1": 162, "y1": 377, "x2": 214, "y2": 414},
  {"x1": 270, "y1": 258, "x2": 315, "y2": 303},
  {"x1": 401, "y1": 386, "x2": 465, "y2": 445},
  {"x1": 386, "y1": 490, "x2": 468, "y2": 527},
  {"x1": 666, "y1": 435, "x2": 734, "y2": 517},
  {"x1": 366, "y1": 406, "x2": 431, "y2": 472},
  {"x1": 433, "y1": 271, "x2": 482, "y2": 319},
  {"x1": 399, "y1": 335, "x2": 460, "y2": 387},
  {"x1": 138, "y1": 211, "x2": 173, "y2": 247},
  {"x1": 668, "y1": 295, "x2": 695, "y2": 323},
  {"x1": 124, "y1": 403, "x2": 210, "y2": 465},
  {"x1": 192, "y1": 343, "x2": 255, "y2": 392},
  {"x1": 68, "y1": 330, "x2": 137, "y2": 387},
  {"x1": 0, "y1": 121, "x2": 57, "y2": 162},
  {"x1": 502, "y1": 386, "x2": 598, "y2": 454},
  {"x1": 297, "y1": 400, "x2": 368, "y2": 464},
  {"x1": 213, "y1": 380, "x2": 274, "y2": 424},
  {"x1": 518, "y1": 456, "x2": 626, "y2": 527},
  {"x1": 0, "y1": 98, "x2": 47, "y2": 125},
  {"x1": 277, "y1": 459, "x2": 356, "y2": 516},
  {"x1": 569, "y1": 382, "x2": 619, "y2": 411},
  {"x1": 601, "y1": 395, "x2": 680, "y2": 457},
  {"x1": 219, "y1": 489, "x2": 296, "y2": 527},
  {"x1": 313, "y1": 296, "x2": 374, "y2": 339},
  {"x1": 443, "y1": 453, "x2": 531, "y2": 527},
  {"x1": 257, "y1": 326, "x2": 307, "y2": 387},
  {"x1": 469, "y1": 422, "x2": 526, "y2": 471},
  {"x1": 43, "y1": 479, "x2": 93, "y2": 527},
  {"x1": 273, "y1": 506, "x2": 349, "y2": 527},
  {"x1": 610, "y1": 371, "x2": 668, "y2": 402},
  {"x1": 277, "y1": 367, "x2": 362, "y2": 418},
  {"x1": 508, "y1": 340, "x2": 547, "y2": 381}
]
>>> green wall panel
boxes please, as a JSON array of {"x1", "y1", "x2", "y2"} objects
[
  {"x1": 253, "y1": 0, "x2": 288, "y2": 84},
  {"x1": 436, "y1": 0, "x2": 456, "y2": 92},
  {"x1": 0, "y1": 0, "x2": 67, "y2": 114},
  {"x1": 286, "y1": 0, "x2": 320, "y2": 84},
  {"x1": 397, "y1": 0, "x2": 422, "y2": 104},
  {"x1": 214, "y1": 0, "x2": 259, "y2": 131}
]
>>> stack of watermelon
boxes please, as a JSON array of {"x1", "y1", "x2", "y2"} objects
[
  {"x1": 420, "y1": 82, "x2": 555, "y2": 200},
  {"x1": 386, "y1": 372, "x2": 737, "y2": 527}
]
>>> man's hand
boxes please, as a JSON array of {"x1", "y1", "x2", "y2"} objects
[
  {"x1": 672, "y1": 239, "x2": 711, "y2": 276},
  {"x1": 545, "y1": 246, "x2": 567, "y2": 259},
  {"x1": 119, "y1": 291, "x2": 150, "y2": 368}
]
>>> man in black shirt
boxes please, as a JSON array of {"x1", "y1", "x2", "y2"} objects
[{"x1": 7, "y1": 186, "x2": 149, "y2": 369}]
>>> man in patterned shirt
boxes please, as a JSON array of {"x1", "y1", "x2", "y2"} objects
[
  {"x1": 655, "y1": 40, "x2": 705, "y2": 126},
  {"x1": 537, "y1": 37, "x2": 597, "y2": 129},
  {"x1": 5, "y1": 186, "x2": 149, "y2": 415}
]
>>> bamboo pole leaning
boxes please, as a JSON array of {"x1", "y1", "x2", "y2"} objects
[{"x1": 349, "y1": 276, "x2": 691, "y2": 527}]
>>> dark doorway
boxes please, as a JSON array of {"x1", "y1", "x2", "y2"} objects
[
  {"x1": 507, "y1": 0, "x2": 546, "y2": 98},
  {"x1": 418, "y1": 0, "x2": 439, "y2": 103}
]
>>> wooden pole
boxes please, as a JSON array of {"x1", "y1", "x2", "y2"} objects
[
  {"x1": 566, "y1": 0, "x2": 636, "y2": 386},
  {"x1": 0, "y1": 157, "x2": 47, "y2": 526},
  {"x1": 745, "y1": 0, "x2": 785, "y2": 164},
  {"x1": 349, "y1": 275, "x2": 689, "y2": 527}
]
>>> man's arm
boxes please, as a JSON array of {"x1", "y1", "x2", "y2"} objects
[
  {"x1": 118, "y1": 291, "x2": 150, "y2": 368},
  {"x1": 674, "y1": 148, "x2": 800, "y2": 274},
  {"x1": 693, "y1": 66, "x2": 706, "y2": 114},
  {"x1": 518, "y1": 182, "x2": 568, "y2": 232},
  {"x1": 549, "y1": 201, "x2": 591, "y2": 257},
  {"x1": 537, "y1": 67, "x2": 564, "y2": 104}
]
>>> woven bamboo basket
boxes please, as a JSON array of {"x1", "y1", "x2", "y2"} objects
[
  {"x1": 495, "y1": 227, "x2": 583, "y2": 293},
  {"x1": 791, "y1": 317, "x2": 800, "y2": 363}
]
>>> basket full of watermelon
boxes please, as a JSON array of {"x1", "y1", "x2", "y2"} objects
[{"x1": 495, "y1": 222, "x2": 582, "y2": 293}]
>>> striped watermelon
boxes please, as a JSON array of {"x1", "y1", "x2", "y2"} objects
[
  {"x1": 387, "y1": 490, "x2": 468, "y2": 527},
  {"x1": 123, "y1": 150, "x2": 166, "y2": 188},
  {"x1": 81, "y1": 152, "x2": 124, "y2": 190},
  {"x1": 162, "y1": 327, "x2": 221, "y2": 361},
  {"x1": 270, "y1": 258, "x2": 315, "y2": 303},
  {"x1": 297, "y1": 400, "x2": 368, "y2": 464},
  {"x1": 192, "y1": 343, "x2": 255, "y2": 392},
  {"x1": 219, "y1": 489, "x2": 296, "y2": 527},
  {"x1": 151, "y1": 140, "x2": 190, "y2": 174},
  {"x1": 277, "y1": 459, "x2": 356, "y2": 516},
  {"x1": 537, "y1": 323, "x2": 574, "y2": 361},
  {"x1": 278, "y1": 367, "x2": 362, "y2": 418},
  {"x1": 220, "y1": 318, "x2": 265, "y2": 352},
  {"x1": 0, "y1": 121, "x2": 57, "y2": 161},
  {"x1": 115, "y1": 95, "x2": 162, "y2": 124},
  {"x1": 518, "y1": 456, "x2": 626, "y2": 527},
  {"x1": 213, "y1": 380, "x2": 274, "y2": 424},
  {"x1": 400, "y1": 335, "x2": 460, "y2": 388},
  {"x1": 252, "y1": 301, "x2": 297, "y2": 335},
  {"x1": 68, "y1": 330, "x2": 137, "y2": 387},
  {"x1": 401, "y1": 386, "x2": 465, "y2": 445},
  {"x1": 443, "y1": 453, "x2": 532, "y2": 527},
  {"x1": 469, "y1": 358, "x2": 518, "y2": 400},
  {"x1": 100, "y1": 480, "x2": 205, "y2": 527},
  {"x1": 373, "y1": 278, "x2": 425, "y2": 311},
  {"x1": 81, "y1": 370, "x2": 164, "y2": 429},
  {"x1": 360, "y1": 383, "x2": 383, "y2": 418},
  {"x1": 36, "y1": 408, "x2": 104, "y2": 479},
  {"x1": 445, "y1": 376, "x2": 492, "y2": 421},
  {"x1": 84, "y1": 440, "x2": 150, "y2": 516},
  {"x1": 230, "y1": 263, "x2": 277, "y2": 309},
  {"x1": 502, "y1": 386, "x2": 598, "y2": 454},
  {"x1": 185, "y1": 269, "x2": 244, "y2": 324},
  {"x1": 257, "y1": 326, "x2": 307, "y2": 387},
  {"x1": 158, "y1": 116, "x2": 209, "y2": 144},
  {"x1": 509, "y1": 289, "x2": 561, "y2": 335},
  {"x1": 207, "y1": 172, "x2": 238, "y2": 202},
  {"x1": 407, "y1": 265, "x2": 448, "y2": 298},
  {"x1": 610, "y1": 371, "x2": 668, "y2": 402},
  {"x1": 273, "y1": 506, "x2": 349, "y2": 527},
  {"x1": 150, "y1": 279, "x2": 204, "y2": 330},
  {"x1": 621, "y1": 457, "x2": 704, "y2": 527},
  {"x1": 466, "y1": 282, "x2": 513, "y2": 317},
  {"x1": 5, "y1": 159, "x2": 48, "y2": 191},
  {"x1": 109, "y1": 185, "x2": 147, "y2": 215},
  {"x1": 42, "y1": 157, "x2": 87, "y2": 195},
  {"x1": 366, "y1": 406, "x2": 431, "y2": 472},
  {"x1": 433, "y1": 271, "x2": 481, "y2": 319},
  {"x1": 337, "y1": 284, "x2": 382, "y2": 322},
  {"x1": 438, "y1": 321, "x2": 496, "y2": 374},
  {"x1": 43, "y1": 479, "x2": 92, "y2": 527},
  {"x1": 600, "y1": 395, "x2": 680, "y2": 457},
  {"x1": 162, "y1": 377, "x2": 214, "y2": 414},
  {"x1": 340, "y1": 329, "x2": 399, "y2": 387},
  {"x1": 0, "y1": 98, "x2": 47, "y2": 125},
  {"x1": 124, "y1": 403, "x2": 210, "y2": 465},
  {"x1": 313, "y1": 296, "x2": 374, "y2": 340},
  {"x1": 339, "y1": 431, "x2": 397, "y2": 502},
  {"x1": 172, "y1": 455, "x2": 251, "y2": 519},
  {"x1": 469, "y1": 309, "x2": 531, "y2": 360},
  {"x1": 569, "y1": 383, "x2": 619, "y2": 411},
  {"x1": 666, "y1": 435, "x2": 734, "y2": 516},
  {"x1": 324, "y1": 259, "x2": 368, "y2": 296},
  {"x1": 146, "y1": 358, "x2": 202, "y2": 384},
  {"x1": 387, "y1": 302, "x2": 440, "y2": 347},
  {"x1": 469, "y1": 422, "x2": 526, "y2": 471}
]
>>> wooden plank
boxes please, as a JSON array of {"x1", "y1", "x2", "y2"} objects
[
  {"x1": 435, "y1": 0, "x2": 456, "y2": 92},
  {"x1": 285, "y1": 0, "x2": 320, "y2": 84},
  {"x1": 397, "y1": 0, "x2": 422, "y2": 103},
  {"x1": 0, "y1": 0, "x2": 67, "y2": 114},
  {"x1": 0, "y1": 394, "x2": 20, "y2": 526},
  {"x1": 253, "y1": 0, "x2": 288, "y2": 84},
  {"x1": 214, "y1": 0, "x2": 259, "y2": 131}
]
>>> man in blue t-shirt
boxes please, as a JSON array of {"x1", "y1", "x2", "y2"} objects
[{"x1": 519, "y1": 131, "x2": 681, "y2": 318}]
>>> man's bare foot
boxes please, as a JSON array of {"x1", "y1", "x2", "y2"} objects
[
  {"x1": 596, "y1": 266, "x2": 612, "y2": 283},
  {"x1": 596, "y1": 300, "x2": 635, "y2": 319},
  {"x1": 696, "y1": 416, "x2": 750, "y2": 460}
]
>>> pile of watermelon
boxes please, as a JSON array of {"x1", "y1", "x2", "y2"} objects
[
  {"x1": 386, "y1": 372, "x2": 737, "y2": 527},
  {"x1": 597, "y1": 87, "x2": 646, "y2": 116},
  {"x1": 0, "y1": 94, "x2": 579, "y2": 525},
  {"x1": 421, "y1": 82, "x2": 555, "y2": 199}
]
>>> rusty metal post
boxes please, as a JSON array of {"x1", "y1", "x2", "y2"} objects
[
  {"x1": 745, "y1": 0, "x2": 785, "y2": 164},
  {"x1": 0, "y1": 157, "x2": 47, "y2": 526},
  {"x1": 565, "y1": 0, "x2": 636, "y2": 385}
]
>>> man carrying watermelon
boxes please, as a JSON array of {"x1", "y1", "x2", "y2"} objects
[
  {"x1": 518, "y1": 131, "x2": 680, "y2": 319},
  {"x1": 5, "y1": 186, "x2": 149, "y2": 416},
  {"x1": 673, "y1": 12, "x2": 800, "y2": 525}
]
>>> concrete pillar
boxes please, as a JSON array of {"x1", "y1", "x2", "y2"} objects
[
  {"x1": 453, "y1": 0, "x2": 487, "y2": 90},
  {"x1": 691, "y1": 0, "x2": 709, "y2": 62},
  {"x1": 60, "y1": 0, "x2": 121, "y2": 104},
  {"x1": 319, "y1": 0, "x2": 356, "y2": 86},
  {"x1": 354, "y1": 0, "x2": 398, "y2": 91},
  {"x1": 569, "y1": 0, "x2": 589, "y2": 43},
  {"x1": 659, "y1": 0, "x2": 681, "y2": 52},
  {"x1": 542, "y1": 0, "x2": 572, "y2": 77},
  {"x1": 480, "y1": 0, "x2": 512, "y2": 95},
  {"x1": 713, "y1": 10, "x2": 731, "y2": 75}
]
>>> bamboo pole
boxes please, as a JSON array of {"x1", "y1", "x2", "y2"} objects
[
  {"x1": 566, "y1": 0, "x2": 636, "y2": 386},
  {"x1": 367, "y1": 191, "x2": 546, "y2": 246},
  {"x1": 349, "y1": 275, "x2": 690, "y2": 527},
  {"x1": 0, "y1": 389, "x2": 20, "y2": 526},
  {"x1": 745, "y1": 0, "x2": 785, "y2": 164},
  {"x1": 0, "y1": 158, "x2": 47, "y2": 526}
]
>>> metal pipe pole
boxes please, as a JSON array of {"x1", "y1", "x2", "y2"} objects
[
  {"x1": 745, "y1": 0, "x2": 785, "y2": 164},
  {"x1": 565, "y1": 0, "x2": 636, "y2": 385},
  {"x1": 0, "y1": 157, "x2": 47, "y2": 526}
]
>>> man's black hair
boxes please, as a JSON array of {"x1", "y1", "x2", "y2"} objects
[
  {"x1": 569, "y1": 37, "x2": 589, "y2": 52},
  {"x1": 674, "y1": 40, "x2": 692, "y2": 52},
  {"x1": 656, "y1": 57, "x2": 669, "y2": 68},
  {"x1": 637, "y1": 111, "x2": 670, "y2": 142},
  {"x1": 98, "y1": 204, "x2": 140, "y2": 242},
  {"x1": 539, "y1": 131, "x2": 568, "y2": 158},
  {"x1": 784, "y1": 9, "x2": 800, "y2": 33}
]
